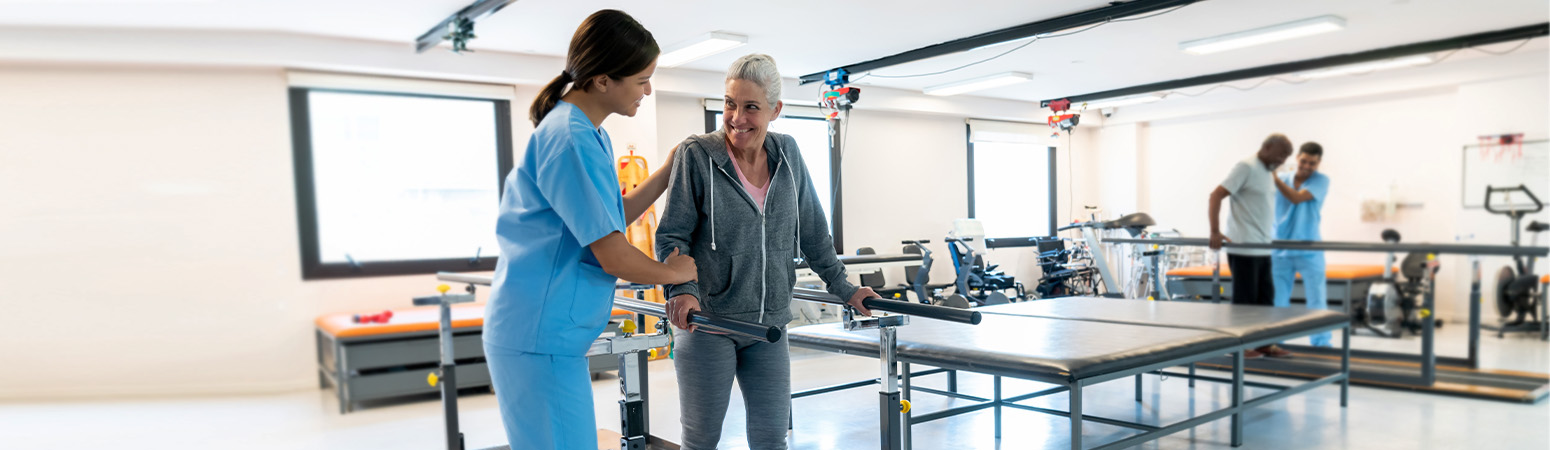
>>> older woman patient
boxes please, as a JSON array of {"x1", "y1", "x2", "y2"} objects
[{"x1": 655, "y1": 54, "x2": 877, "y2": 450}]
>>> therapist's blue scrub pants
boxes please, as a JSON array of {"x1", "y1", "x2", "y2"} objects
[
  {"x1": 1272, "y1": 255, "x2": 1333, "y2": 347},
  {"x1": 484, "y1": 342, "x2": 596, "y2": 450}
]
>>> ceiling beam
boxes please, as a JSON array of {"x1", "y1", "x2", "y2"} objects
[
  {"x1": 414, "y1": 0, "x2": 520, "y2": 53},
  {"x1": 1039, "y1": 22, "x2": 1550, "y2": 107},
  {"x1": 796, "y1": 0, "x2": 1202, "y2": 85}
]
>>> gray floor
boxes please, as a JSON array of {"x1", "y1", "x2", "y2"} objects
[{"x1": 1, "y1": 324, "x2": 1545, "y2": 449}]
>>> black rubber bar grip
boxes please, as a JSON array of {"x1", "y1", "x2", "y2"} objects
[
  {"x1": 861, "y1": 297, "x2": 983, "y2": 325},
  {"x1": 793, "y1": 288, "x2": 981, "y2": 325},
  {"x1": 613, "y1": 297, "x2": 782, "y2": 343}
]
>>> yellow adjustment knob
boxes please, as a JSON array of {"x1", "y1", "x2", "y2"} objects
[
  {"x1": 427, "y1": 372, "x2": 440, "y2": 387},
  {"x1": 649, "y1": 348, "x2": 659, "y2": 359},
  {"x1": 900, "y1": 399, "x2": 912, "y2": 414},
  {"x1": 621, "y1": 319, "x2": 637, "y2": 334},
  {"x1": 437, "y1": 284, "x2": 451, "y2": 294},
  {"x1": 1420, "y1": 309, "x2": 1432, "y2": 318}
]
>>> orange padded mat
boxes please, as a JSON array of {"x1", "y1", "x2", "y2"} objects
[
  {"x1": 1167, "y1": 264, "x2": 1389, "y2": 280},
  {"x1": 317, "y1": 304, "x2": 635, "y2": 339}
]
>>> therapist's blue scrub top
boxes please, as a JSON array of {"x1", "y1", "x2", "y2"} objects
[
  {"x1": 485, "y1": 101, "x2": 626, "y2": 356},
  {"x1": 1273, "y1": 171, "x2": 1329, "y2": 259}
]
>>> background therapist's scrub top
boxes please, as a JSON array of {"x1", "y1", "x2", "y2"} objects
[
  {"x1": 485, "y1": 101, "x2": 626, "y2": 356},
  {"x1": 1273, "y1": 171, "x2": 1329, "y2": 259}
]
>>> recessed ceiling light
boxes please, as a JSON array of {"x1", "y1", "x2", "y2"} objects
[
  {"x1": 1180, "y1": 15, "x2": 1346, "y2": 55},
  {"x1": 658, "y1": 31, "x2": 748, "y2": 68},
  {"x1": 923, "y1": 72, "x2": 1034, "y2": 96}
]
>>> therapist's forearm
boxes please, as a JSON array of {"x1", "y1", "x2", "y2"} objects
[
  {"x1": 1209, "y1": 191, "x2": 1226, "y2": 235},
  {"x1": 1273, "y1": 177, "x2": 1312, "y2": 204},
  {"x1": 593, "y1": 233, "x2": 685, "y2": 285},
  {"x1": 623, "y1": 167, "x2": 673, "y2": 223}
]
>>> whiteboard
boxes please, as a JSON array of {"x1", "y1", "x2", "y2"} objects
[{"x1": 1462, "y1": 139, "x2": 1550, "y2": 209}]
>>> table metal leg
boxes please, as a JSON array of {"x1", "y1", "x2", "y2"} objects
[{"x1": 1070, "y1": 380, "x2": 1083, "y2": 450}]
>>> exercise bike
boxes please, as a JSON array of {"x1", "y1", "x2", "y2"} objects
[
  {"x1": 1483, "y1": 185, "x2": 1547, "y2": 338},
  {"x1": 1353, "y1": 229, "x2": 1440, "y2": 338}
]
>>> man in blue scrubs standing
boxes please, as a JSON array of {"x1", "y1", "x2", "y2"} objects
[{"x1": 1271, "y1": 142, "x2": 1332, "y2": 347}]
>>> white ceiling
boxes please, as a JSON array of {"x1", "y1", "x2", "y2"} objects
[{"x1": 1, "y1": 0, "x2": 1545, "y2": 103}]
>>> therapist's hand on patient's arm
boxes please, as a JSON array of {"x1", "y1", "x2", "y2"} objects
[
  {"x1": 847, "y1": 287, "x2": 876, "y2": 316},
  {"x1": 664, "y1": 248, "x2": 697, "y2": 284},
  {"x1": 667, "y1": 294, "x2": 701, "y2": 332}
]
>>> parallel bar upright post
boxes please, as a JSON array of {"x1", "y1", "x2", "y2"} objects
[
  {"x1": 1421, "y1": 266, "x2": 1437, "y2": 385},
  {"x1": 1469, "y1": 258, "x2": 1482, "y2": 368},
  {"x1": 1341, "y1": 324, "x2": 1350, "y2": 407},
  {"x1": 1230, "y1": 350, "x2": 1244, "y2": 447},
  {"x1": 879, "y1": 326, "x2": 902, "y2": 450}
]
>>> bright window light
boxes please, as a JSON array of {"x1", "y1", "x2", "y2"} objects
[
  {"x1": 924, "y1": 72, "x2": 1034, "y2": 96},
  {"x1": 658, "y1": 32, "x2": 748, "y2": 67},
  {"x1": 1082, "y1": 93, "x2": 1163, "y2": 110},
  {"x1": 1292, "y1": 55, "x2": 1435, "y2": 79},
  {"x1": 1180, "y1": 15, "x2": 1346, "y2": 55},
  {"x1": 972, "y1": 141, "x2": 1053, "y2": 237},
  {"x1": 306, "y1": 91, "x2": 503, "y2": 265}
]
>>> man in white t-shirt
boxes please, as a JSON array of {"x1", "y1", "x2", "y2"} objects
[{"x1": 1209, "y1": 133, "x2": 1293, "y2": 358}]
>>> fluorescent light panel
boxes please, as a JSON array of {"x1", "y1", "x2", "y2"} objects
[
  {"x1": 1083, "y1": 93, "x2": 1163, "y2": 109},
  {"x1": 658, "y1": 31, "x2": 748, "y2": 67},
  {"x1": 923, "y1": 72, "x2": 1033, "y2": 96},
  {"x1": 1293, "y1": 55, "x2": 1434, "y2": 79},
  {"x1": 1180, "y1": 15, "x2": 1345, "y2": 55}
]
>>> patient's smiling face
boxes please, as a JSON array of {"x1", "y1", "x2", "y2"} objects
[{"x1": 723, "y1": 78, "x2": 782, "y2": 154}]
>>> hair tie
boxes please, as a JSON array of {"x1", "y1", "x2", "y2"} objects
[{"x1": 560, "y1": 70, "x2": 573, "y2": 81}]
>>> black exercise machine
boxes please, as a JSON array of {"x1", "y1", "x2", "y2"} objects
[{"x1": 1483, "y1": 185, "x2": 1548, "y2": 339}]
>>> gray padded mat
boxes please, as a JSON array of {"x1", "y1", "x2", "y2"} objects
[
  {"x1": 978, "y1": 298, "x2": 1348, "y2": 343},
  {"x1": 787, "y1": 312, "x2": 1236, "y2": 383}
]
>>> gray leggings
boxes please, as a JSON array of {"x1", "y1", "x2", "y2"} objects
[{"x1": 673, "y1": 329, "x2": 791, "y2": 450}]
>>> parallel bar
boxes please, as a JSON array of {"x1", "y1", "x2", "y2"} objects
[
  {"x1": 1003, "y1": 403, "x2": 1161, "y2": 432},
  {"x1": 793, "y1": 288, "x2": 983, "y2": 324},
  {"x1": 1103, "y1": 237, "x2": 1549, "y2": 257},
  {"x1": 1041, "y1": 23, "x2": 1550, "y2": 106},
  {"x1": 613, "y1": 297, "x2": 782, "y2": 343},
  {"x1": 798, "y1": 0, "x2": 1200, "y2": 84}
]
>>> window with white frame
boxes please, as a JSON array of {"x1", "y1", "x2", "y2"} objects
[
  {"x1": 967, "y1": 120, "x2": 1056, "y2": 238},
  {"x1": 288, "y1": 76, "x2": 514, "y2": 279}
]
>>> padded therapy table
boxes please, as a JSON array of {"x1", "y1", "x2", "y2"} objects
[{"x1": 788, "y1": 298, "x2": 1349, "y2": 449}]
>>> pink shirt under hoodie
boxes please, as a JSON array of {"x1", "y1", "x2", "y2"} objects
[{"x1": 727, "y1": 147, "x2": 769, "y2": 211}]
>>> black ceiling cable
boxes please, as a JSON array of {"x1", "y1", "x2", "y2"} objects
[{"x1": 855, "y1": 3, "x2": 1197, "y2": 80}]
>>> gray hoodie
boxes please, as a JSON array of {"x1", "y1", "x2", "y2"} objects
[{"x1": 655, "y1": 129, "x2": 859, "y2": 326}]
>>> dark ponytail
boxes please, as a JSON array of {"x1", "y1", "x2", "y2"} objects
[{"x1": 530, "y1": 9, "x2": 660, "y2": 126}]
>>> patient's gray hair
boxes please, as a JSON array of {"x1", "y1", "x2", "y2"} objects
[{"x1": 727, "y1": 54, "x2": 782, "y2": 106}]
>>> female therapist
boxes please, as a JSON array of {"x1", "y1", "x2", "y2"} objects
[{"x1": 483, "y1": 10, "x2": 696, "y2": 450}]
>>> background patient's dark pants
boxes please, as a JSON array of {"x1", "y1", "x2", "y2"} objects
[{"x1": 1227, "y1": 254, "x2": 1274, "y2": 306}]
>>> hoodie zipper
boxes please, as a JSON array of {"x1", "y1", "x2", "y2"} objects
[{"x1": 715, "y1": 152, "x2": 784, "y2": 323}]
